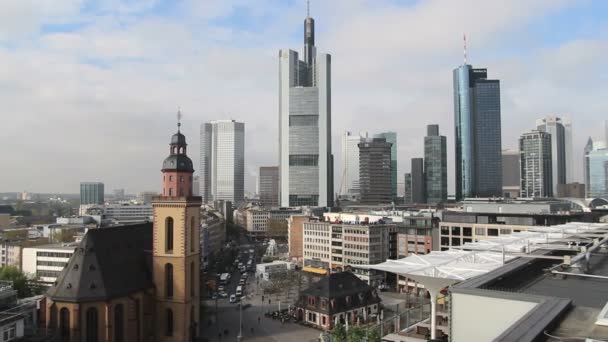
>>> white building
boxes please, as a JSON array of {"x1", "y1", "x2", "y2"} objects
[
  {"x1": 22, "y1": 244, "x2": 77, "y2": 286},
  {"x1": 279, "y1": 12, "x2": 333, "y2": 207},
  {"x1": 200, "y1": 120, "x2": 245, "y2": 204},
  {"x1": 255, "y1": 261, "x2": 295, "y2": 281},
  {"x1": 340, "y1": 131, "x2": 368, "y2": 199}
]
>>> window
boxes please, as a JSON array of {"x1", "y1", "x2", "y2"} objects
[
  {"x1": 190, "y1": 262, "x2": 195, "y2": 298},
  {"x1": 169, "y1": 175, "x2": 173, "y2": 181},
  {"x1": 463, "y1": 227, "x2": 472, "y2": 237},
  {"x1": 289, "y1": 154, "x2": 318, "y2": 166},
  {"x1": 289, "y1": 115, "x2": 318, "y2": 126},
  {"x1": 86, "y1": 308, "x2": 98, "y2": 342},
  {"x1": 499, "y1": 229, "x2": 511, "y2": 235},
  {"x1": 440, "y1": 237, "x2": 449, "y2": 246},
  {"x1": 165, "y1": 309, "x2": 174, "y2": 336},
  {"x1": 488, "y1": 228, "x2": 499, "y2": 236},
  {"x1": 165, "y1": 263, "x2": 174, "y2": 298},
  {"x1": 114, "y1": 304, "x2": 124, "y2": 342},
  {"x1": 451, "y1": 226, "x2": 461, "y2": 236},
  {"x1": 475, "y1": 228, "x2": 486, "y2": 236},
  {"x1": 60, "y1": 308, "x2": 70, "y2": 339},
  {"x1": 190, "y1": 217, "x2": 195, "y2": 252},
  {"x1": 168, "y1": 188, "x2": 173, "y2": 196},
  {"x1": 165, "y1": 217, "x2": 174, "y2": 252},
  {"x1": 451, "y1": 237, "x2": 461, "y2": 246},
  {"x1": 440, "y1": 226, "x2": 449, "y2": 235}
]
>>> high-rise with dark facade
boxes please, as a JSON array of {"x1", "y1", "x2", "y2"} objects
[
  {"x1": 536, "y1": 116, "x2": 572, "y2": 195},
  {"x1": 404, "y1": 173, "x2": 412, "y2": 204},
  {"x1": 359, "y1": 138, "x2": 392, "y2": 204},
  {"x1": 519, "y1": 130, "x2": 553, "y2": 198},
  {"x1": 374, "y1": 132, "x2": 397, "y2": 200},
  {"x1": 411, "y1": 158, "x2": 425, "y2": 204},
  {"x1": 453, "y1": 64, "x2": 502, "y2": 199},
  {"x1": 80, "y1": 182, "x2": 104, "y2": 205},
  {"x1": 259, "y1": 166, "x2": 279, "y2": 207},
  {"x1": 279, "y1": 11, "x2": 333, "y2": 207},
  {"x1": 424, "y1": 125, "x2": 447, "y2": 204},
  {"x1": 502, "y1": 149, "x2": 521, "y2": 198}
]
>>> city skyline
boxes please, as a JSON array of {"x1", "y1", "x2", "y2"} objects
[{"x1": 2, "y1": 1, "x2": 608, "y2": 194}]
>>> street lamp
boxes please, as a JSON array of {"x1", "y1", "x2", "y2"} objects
[{"x1": 237, "y1": 302, "x2": 243, "y2": 341}]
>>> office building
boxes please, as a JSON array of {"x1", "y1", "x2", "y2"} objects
[
  {"x1": 192, "y1": 176, "x2": 200, "y2": 196},
  {"x1": 80, "y1": 182, "x2": 104, "y2": 205},
  {"x1": 199, "y1": 120, "x2": 245, "y2": 204},
  {"x1": 411, "y1": 158, "x2": 425, "y2": 203},
  {"x1": 453, "y1": 63, "x2": 502, "y2": 199},
  {"x1": 303, "y1": 220, "x2": 396, "y2": 285},
  {"x1": 374, "y1": 132, "x2": 397, "y2": 199},
  {"x1": 519, "y1": 130, "x2": 553, "y2": 198},
  {"x1": 258, "y1": 166, "x2": 280, "y2": 207},
  {"x1": 340, "y1": 131, "x2": 367, "y2": 199},
  {"x1": 584, "y1": 137, "x2": 594, "y2": 190},
  {"x1": 424, "y1": 125, "x2": 447, "y2": 204},
  {"x1": 556, "y1": 182, "x2": 585, "y2": 198},
  {"x1": 200, "y1": 211, "x2": 225, "y2": 266},
  {"x1": 288, "y1": 215, "x2": 316, "y2": 262},
  {"x1": 501, "y1": 149, "x2": 520, "y2": 198},
  {"x1": 22, "y1": 243, "x2": 77, "y2": 286},
  {"x1": 404, "y1": 173, "x2": 412, "y2": 204},
  {"x1": 234, "y1": 205, "x2": 303, "y2": 236},
  {"x1": 536, "y1": 116, "x2": 572, "y2": 193},
  {"x1": 358, "y1": 138, "x2": 392, "y2": 204},
  {"x1": 279, "y1": 11, "x2": 333, "y2": 207},
  {"x1": 585, "y1": 140, "x2": 608, "y2": 198}
]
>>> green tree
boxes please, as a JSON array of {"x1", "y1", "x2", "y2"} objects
[
  {"x1": 53, "y1": 229, "x2": 76, "y2": 243},
  {"x1": 367, "y1": 327, "x2": 382, "y2": 342},
  {"x1": 0, "y1": 266, "x2": 41, "y2": 298},
  {"x1": 3, "y1": 229, "x2": 28, "y2": 240},
  {"x1": 331, "y1": 323, "x2": 347, "y2": 342},
  {"x1": 348, "y1": 325, "x2": 366, "y2": 342}
]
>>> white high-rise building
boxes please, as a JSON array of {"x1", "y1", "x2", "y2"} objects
[
  {"x1": 279, "y1": 12, "x2": 333, "y2": 207},
  {"x1": 200, "y1": 120, "x2": 245, "y2": 204},
  {"x1": 536, "y1": 116, "x2": 572, "y2": 193},
  {"x1": 340, "y1": 131, "x2": 367, "y2": 198}
]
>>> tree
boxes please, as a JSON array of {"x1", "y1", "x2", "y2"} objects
[
  {"x1": 348, "y1": 326, "x2": 366, "y2": 342},
  {"x1": 367, "y1": 327, "x2": 382, "y2": 342},
  {"x1": 331, "y1": 323, "x2": 347, "y2": 342},
  {"x1": 0, "y1": 266, "x2": 43, "y2": 298},
  {"x1": 53, "y1": 229, "x2": 76, "y2": 243},
  {"x1": 3, "y1": 229, "x2": 28, "y2": 240}
]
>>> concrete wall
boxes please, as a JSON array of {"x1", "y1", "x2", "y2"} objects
[{"x1": 451, "y1": 292, "x2": 537, "y2": 342}]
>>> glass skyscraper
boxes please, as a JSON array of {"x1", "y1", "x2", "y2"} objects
[
  {"x1": 373, "y1": 132, "x2": 397, "y2": 200},
  {"x1": 411, "y1": 158, "x2": 425, "y2": 204},
  {"x1": 80, "y1": 182, "x2": 104, "y2": 205},
  {"x1": 519, "y1": 130, "x2": 553, "y2": 198},
  {"x1": 340, "y1": 131, "x2": 367, "y2": 199},
  {"x1": 585, "y1": 139, "x2": 608, "y2": 198},
  {"x1": 453, "y1": 64, "x2": 502, "y2": 199},
  {"x1": 199, "y1": 120, "x2": 245, "y2": 204},
  {"x1": 424, "y1": 125, "x2": 447, "y2": 204},
  {"x1": 358, "y1": 138, "x2": 392, "y2": 204},
  {"x1": 536, "y1": 116, "x2": 572, "y2": 194},
  {"x1": 279, "y1": 12, "x2": 333, "y2": 207}
]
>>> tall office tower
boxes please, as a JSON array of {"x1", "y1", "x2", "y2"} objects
[
  {"x1": 536, "y1": 116, "x2": 572, "y2": 193},
  {"x1": 453, "y1": 62, "x2": 502, "y2": 199},
  {"x1": 411, "y1": 158, "x2": 426, "y2": 203},
  {"x1": 585, "y1": 139, "x2": 608, "y2": 197},
  {"x1": 501, "y1": 149, "x2": 521, "y2": 198},
  {"x1": 279, "y1": 11, "x2": 333, "y2": 207},
  {"x1": 564, "y1": 118, "x2": 574, "y2": 183},
  {"x1": 80, "y1": 182, "x2": 104, "y2": 205},
  {"x1": 199, "y1": 120, "x2": 245, "y2": 204},
  {"x1": 424, "y1": 125, "x2": 447, "y2": 204},
  {"x1": 358, "y1": 138, "x2": 392, "y2": 204},
  {"x1": 259, "y1": 166, "x2": 280, "y2": 207},
  {"x1": 340, "y1": 131, "x2": 368, "y2": 198},
  {"x1": 519, "y1": 130, "x2": 553, "y2": 198},
  {"x1": 374, "y1": 132, "x2": 397, "y2": 200},
  {"x1": 404, "y1": 173, "x2": 412, "y2": 204},
  {"x1": 584, "y1": 137, "x2": 594, "y2": 192}
]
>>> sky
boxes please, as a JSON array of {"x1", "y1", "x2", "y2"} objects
[{"x1": 1, "y1": 0, "x2": 607, "y2": 195}]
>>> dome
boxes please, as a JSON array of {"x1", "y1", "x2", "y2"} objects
[
  {"x1": 171, "y1": 132, "x2": 187, "y2": 145},
  {"x1": 162, "y1": 154, "x2": 194, "y2": 172}
]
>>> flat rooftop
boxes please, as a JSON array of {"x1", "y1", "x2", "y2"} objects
[{"x1": 25, "y1": 243, "x2": 78, "y2": 250}]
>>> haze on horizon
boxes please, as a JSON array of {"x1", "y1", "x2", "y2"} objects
[{"x1": 1, "y1": 0, "x2": 607, "y2": 195}]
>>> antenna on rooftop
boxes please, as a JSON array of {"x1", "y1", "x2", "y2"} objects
[
  {"x1": 177, "y1": 108, "x2": 182, "y2": 132},
  {"x1": 463, "y1": 33, "x2": 467, "y2": 65},
  {"x1": 307, "y1": 0, "x2": 310, "y2": 17}
]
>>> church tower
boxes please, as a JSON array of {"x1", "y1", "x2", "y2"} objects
[{"x1": 152, "y1": 113, "x2": 201, "y2": 341}]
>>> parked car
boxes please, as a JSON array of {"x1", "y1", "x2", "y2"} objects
[
  {"x1": 219, "y1": 292, "x2": 228, "y2": 298},
  {"x1": 229, "y1": 294, "x2": 238, "y2": 303}
]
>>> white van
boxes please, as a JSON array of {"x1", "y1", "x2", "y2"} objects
[{"x1": 236, "y1": 286, "x2": 243, "y2": 297}]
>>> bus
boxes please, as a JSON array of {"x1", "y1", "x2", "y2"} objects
[{"x1": 236, "y1": 286, "x2": 243, "y2": 297}]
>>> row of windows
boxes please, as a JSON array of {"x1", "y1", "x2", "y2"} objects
[
  {"x1": 344, "y1": 251, "x2": 369, "y2": 259},
  {"x1": 304, "y1": 244, "x2": 329, "y2": 252},
  {"x1": 289, "y1": 154, "x2": 318, "y2": 166},
  {"x1": 37, "y1": 261, "x2": 67, "y2": 267},
  {"x1": 304, "y1": 252, "x2": 329, "y2": 259},
  {"x1": 37, "y1": 252, "x2": 72, "y2": 258},
  {"x1": 440, "y1": 226, "x2": 515, "y2": 237}
]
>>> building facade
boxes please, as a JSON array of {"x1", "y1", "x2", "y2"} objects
[
  {"x1": 279, "y1": 13, "x2": 333, "y2": 208},
  {"x1": 358, "y1": 138, "x2": 392, "y2": 204},
  {"x1": 519, "y1": 130, "x2": 553, "y2": 198},
  {"x1": 502, "y1": 149, "x2": 520, "y2": 198},
  {"x1": 199, "y1": 120, "x2": 245, "y2": 204},
  {"x1": 586, "y1": 146, "x2": 608, "y2": 198},
  {"x1": 453, "y1": 64, "x2": 502, "y2": 199},
  {"x1": 258, "y1": 166, "x2": 279, "y2": 207},
  {"x1": 22, "y1": 243, "x2": 76, "y2": 286},
  {"x1": 340, "y1": 131, "x2": 367, "y2": 199},
  {"x1": 288, "y1": 215, "x2": 315, "y2": 262},
  {"x1": 536, "y1": 116, "x2": 572, "y2": 194},
  {"x1": 373, "y1": 132, "x2": 397, "y2": 200},
  {"x1": 411, "y1": 158, "x2": 425, "y2": 204},
  {"x1": 404, "y1": 173, "x2": 412, "y2": 204},
  {"x1": 80, "y1": 182, "x2": 104, "y2": 205},
  {"x1": 424, "y1": 125, "x2": 447, "y2": 204}
]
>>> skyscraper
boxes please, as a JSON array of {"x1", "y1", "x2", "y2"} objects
[
  {"x1": 519, "y1": 130, "x2": 553, "y2": 198},
  {"x1": 404, "y1": 173, "x2": 412, "y2": 204},
  {"x1": 373, "y1": 132, "x2": 397, "y2": 200},
  {"x1": 199, "y1": 120, "x2": 245, "y2": 204},
  {"x1": 453, "y1": 63, "x2": 502, "y2": 199},
  {"x1": 340, "y1": 131, "x2": 367, "y2": 199},
  {"x1": 536, "y1": 116, "x2": 572, "y2": 193},
  {"x1": 424, "y1": 125, "x2": 447, "y2": 204},
  {"x1": 259, "y1": 166, "x2": 280, "y2": 207},
  {"x1": 501, "y1": 149, "x2": 520, "y2": 198},
  {"x1": 80, "y1": 182, "x2": 104, "y2": 205},
  {"x1": 279, "y1": 11, "x2": 333, "y2": 207},
  {"x1": 585, "y1": 139, "x2": 608, "y2": 198},
  {"x1": 359, "y1": 138, "x2": 392, "y2": 204},
  {"x1": 411, "y1": 158, "x2": 425, "y2": 204}
]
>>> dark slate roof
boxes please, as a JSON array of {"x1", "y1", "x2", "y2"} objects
[
  {"x1": 47, "y1": 223, "x2": 153, "y2": 303},
  {"x1": 171, "y1": 132, "x2": 187, "y2": 145},
  {"x1": 298, "y1": 272, "x2": 381, "y2": 315},
  {"x1": 162, "y1": 154, "x2": 194, "y2": 172}
]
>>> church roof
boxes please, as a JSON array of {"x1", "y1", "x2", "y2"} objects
[{"x1": 46, "y1": 223, "x2": 153, "y2": 303}]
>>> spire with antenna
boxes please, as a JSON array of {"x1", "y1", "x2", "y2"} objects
[
  {"x1": 463, "y1": 33, "x2": 467, "y2": 65},
  {"x1": 177, "y1": 108, "x2": 182, "y2": 132},
  {"x1": 307, "y1": 0, "x2": 310, "y2": 17}
]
